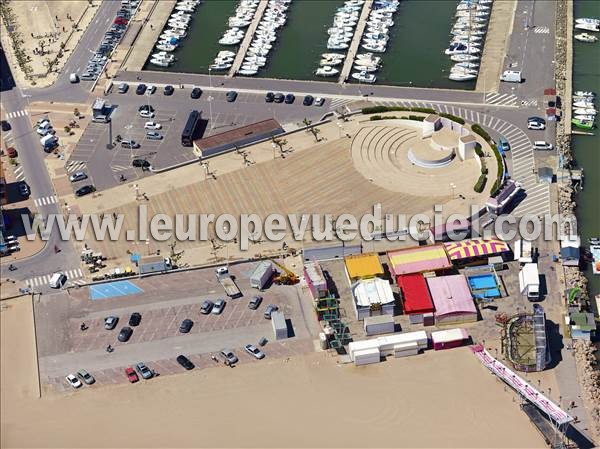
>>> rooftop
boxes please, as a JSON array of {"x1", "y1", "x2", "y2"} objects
[
  {"x1": 345, "y1": 253, "x2": 384, "y2": 280},
  {"x1": 193, "y1": 119, "x2": 282, "y2": 150},
  {"x1": 387, "y1": 245, "x2": 452, "y2": 275},
  {"x1": 426, "y1": 275, "x2": 476, "y2": 317}
]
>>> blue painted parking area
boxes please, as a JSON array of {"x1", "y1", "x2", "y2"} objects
[{"x1": 90, "y1": 280, "x2": 144, "y2": 300}]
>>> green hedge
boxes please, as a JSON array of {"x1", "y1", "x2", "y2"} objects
[
  {"x1": 474, "y1": 173, "x2": 488, "y2": 193},
  {"x1": 362, "y1": 106, "x2": 435, "y2": 116},
  {"x1": 408, "y1": 115, "x2": 425, "y2": 121},
  {"x1": 471, "y1": 124, "x2": 491, "y2": 143},
  {"x1": 438, "y1": 112, "x2": 465, "y2": 125},
  {"x1": 490, "y1": 143, "x2": 504, "y2": 196},
  {"x1": 410, "y1": 107, "x2": 437, "y2": 114},
  {"x1": 474, "y1": 143, "x2": 483, "y2": 157}
]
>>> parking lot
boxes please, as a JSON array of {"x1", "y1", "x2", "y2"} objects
[
  {"x1": 65, "y1": 84, "x2": 336, "y2": 191},
  {"x1": 35, "y1": 263, "x2": 320, "y2": 392}
]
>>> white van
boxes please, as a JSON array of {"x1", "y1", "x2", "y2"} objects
[
  {"x1": 500, "y1": 70, "x2": 522, "y2": 83},
  {"x1": 49, "y1": 272, "x2": 67, "y2": 289},
  {"x1": 69, "y1": 73, "x2": 79, "y2": 83},
  {"x1": 533, "y1": 141, "x2": 553, "y2": 151}
]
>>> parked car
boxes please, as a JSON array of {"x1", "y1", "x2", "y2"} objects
[
  {"x1": 136, "y1": 362, "x2": 153, "y2": 379},
  {"x1": 314, "y1": 97, "x2": 325, "y2": 107},
  {"x1": 190, "y1": 87, "x2": 202, "y2": 99},
  {"x1": 139, "y1": 110, "x2": 155, "y2": 119},
  {"x1": 303, "y1": 95, "x2": 314, "y2": 106},
  {"x1": 527, "y1": 116, "x2": 546, "y2": 124},
  {"x1": 6, "y1": 147, "x2": 17, "y2": 158},
  {"x1": 104, "y1": 316, "x2": 118, "y2": 330},
  {"x1": 69, "y1": 171, "x2": 88, "y2": 182},
  {"x1": 527, "y1": 121, "x2": 546, "y2": 130},
  {"x1": 265, "y1": 92, "x2": 275, "y2": 102},
  {"x1": 284, "y1": 93, "x2": 295, "y2": 104},
  {"x1": 138, "y1": 104, "x2": 155, "y2": 112},
  {"x1": 212, "y1": 299, "x2": 226, "y2": 315},
  {"x1": 1, "y1": 120, "x2": 11, "y2": 131},
  {"x1": 135, "y1": 84, "x2": 147, "y2": 95},
  {"x1": 273, "y1": 93, "x2": 284, "y2": 103},
  {"x1": 176, "y1": 355, "x2": 195, "y2": 370},
  {"x1": 244, "y1": 344, "x2": 265, "y2": 359},
  {"x1": 144, "y1": 121, "x2": 161, "y2": 130},
  {"x1": 128, "y1": 312, "x2": 141, "y2": 326},
  {"x1": 498, "y1": 137, "x2": 510, "y2": 152},
  {"x1": 200, "y1": 300, "x2": 214, "y2": 314},
  {"x1": 132, "y1": 158, "x2": 150, "y2": 168},
  {"x1": 65, "y1": 374, "x2": 82, "y2": 389},
  {"x1": 145, "y1": 85, "x2": 156, "y2": 95},
  {"x1": 179, "y1": 318, "x2": 194, "y2": 333},
  {"x1": 226, "y1": 90, "x2": 238, "y2": 102},
  {"x1": 75, "y1": 185, "x2": 95, "y2": 197},
  {"x1": 118, "y1": 326, "x2": 133, "y2": 342},
  {"x1": 264, "y1": 304, "x2": 279, "y2": 319},
  {"x1": 77, "y1": 369, "x2": 95, "y2": 385},
  {"x1": 146, "y1": 131, "x2": 163, "y2": 140},
  {"x1": 533, "y1": 141, "x2": 553, "y2": 151},
  {"x1": 248, "y1": 295, "x2": 262, "y2": 310},
  {"x1": 163, "y1": 85, "x2": 174, "y2": 95},
  {"x1": 121, "y1": 139, "x2": 140, "y2": 149},
  {"x1": 220, "y1": 349, "x2": 238, "y2": 365},
  {"x1": 125, "y1": 367, "x2": 139, "y2": 383}
]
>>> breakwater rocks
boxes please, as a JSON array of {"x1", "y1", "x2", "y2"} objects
[{"x1": 573, "y1": 340, "x2": 600, "y2": 438}]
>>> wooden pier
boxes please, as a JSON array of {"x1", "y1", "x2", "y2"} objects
[
  {"x1": 227, "y1": 0, "x2": 268, "y2": 77},
  {"x1": 338, "y1": 0, "x2": 373, "y2": 84}
]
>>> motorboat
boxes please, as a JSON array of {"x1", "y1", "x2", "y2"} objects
[
  {"x1": 209, "y1": 62, "x2": 232, "y2": 71},
  {"x1": 351, "y1": 71, "x2": 376, "y2": 83},
  {"x1": 238, "y1": 68, "x2": 258, "y2": 76},
  {"x1": 576, "y1": 17, "x2": 600, "y2": 25},
  {"x1": 356, "y1": 53, "x2": 381, "y2": 64},
  {"x1": 328, "y1": 40, "x2": 349, "y2": 50},
  {"x1": 573, "y1": 107, "x2": 597, "y2": 115},
  {"x1": 451, "y1": 66, "x2": 478, "y2": 75},
  {"x1": 455, "y1": 61, "x2": 479, "y2": 69},
  {"x1": 152, "y1": 51, "x2": 175, "y2": 61},
  {"x1": 362, "y1": 41, "x2": 386, "y2": 52},
  {"x1": 155, "y1": 42, "x2": 177, "y2": 52},
  {"x1": 315, "y1": 66, "x2": 340, "y2": 77},
  {"x1": 574, "y1": 114, "x2": 596, "y2": 121},
  {"x1": 217, "y1": 50, "x2": 236, "y2": 58},
  {"x1": 449, "y1": 71, "x2": 477, "y2": 81},
  {"x1": 328, "y1": 26, "x2": 354, "y2": 34},
  {"x1": 319, "y1": 57, "x2": 344, "y2": 66},
  {"x1": 445, "y1": 42, "x2": 475, "y2": 55},
  {"x1": 575, "y1": 22, "x2": 599, "y2": 32},
  {"x1": 571, "y1": 118, "x2": 595, "y2": 130},
  {"x1": 168, "y1": 22, "x2": 189, "y2": 31},
  {"x1": 450, "y1": 53, "x2": 480, "y2": 62},
  {"x1": 149, "y1": 58, "x2": 172, "y2": 67},
  {"x1": 353, "y1": 63, "x2": 379, "y2": 73},
  {"x1": 322, "y1": 52, "x2": 345, "y2": 60},
  {"x1": 574, "y1": 90, "x2": 595, "y2": 97},
  {"x1": 574, "y1": 100, "x2": 595, "y2": 108},
  {"x1": 575, "y1": 33, "x2": 598, "y2": 42}
]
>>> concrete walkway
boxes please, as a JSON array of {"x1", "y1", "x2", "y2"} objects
[
  {"x1": 338, "y1": 0, "x2": 373, "y2": 84},
  {"x1": 227, "y1": 0, "x2": 269, "y2": 77}
]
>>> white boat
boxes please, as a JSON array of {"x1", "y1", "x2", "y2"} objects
[
  {"x1": 574, "y1": 90, "x2": 596, "y2": 97},
  {"x1": 576, "y1": 17, "x2": 600, "y2": 25},
  {"x1": 450, "y1": 53, "x2": 480, "y2": 62},
  {"x1": 152, "y1": 51, "x2": 175, "y2": 61},
  {"x1": 155, "y1": 43, "x2": 177, "y2": 52},
  {"x1": 217, "y1": 50, "x2": 236, "y2": 58},
  {"x1": 149, "y1": 58, "x2": 171, "y2": 67},
  {"x1": 449, "y1": 71, "x2": 477, "y2": 81},
  {"x1": 356, "y1": 53, "x2": 381, "y2": 64},
  {"x1": 575, "y1": 22, "x2": 600, "y2": 32},
  {"x1": 315, "y1": 66, "x2": 340, "y2": 77},
  {"x1": 574, "y1": 114, "x2": 596, "y2": 121},
  {"x1": 168, "y1": 22, "x2": 189, "y2": 30},
  {"x1": 238, "y1": 68, "x2": 258, "y2": 76},
  {"x1": 354, "y1": 63, "x2": 378, "y2": 73},
  {"x1": 455, "y1": 61, "x2": 479, "y2": 69},
  {"x1": 328, "y1": 41, "x2": 349, "y2": 50},
  {"x1": 451, "y1": 66, "x2": 478, "y2": 75},
  {"x1": 574, "y1": 100, "x2": 595, "y2": 108},
  {"x1": 575, "y1": 33, "x2": 598, "y2": 42},
  {"x1": 351, "y1": 71, "x2": 376, "y2": 83},
  {"x1": 445, "y1": 42, "x2": 479, "y2": 55},
  {"x1": 209, "y1": 63, "x2": 232, "y2": 71},
  {"x1": 573, "y1": 108, "x2": 597, "y2": 115},
  {"x1": 362, "y1": 42, "x2": 386, "y2": 52}
]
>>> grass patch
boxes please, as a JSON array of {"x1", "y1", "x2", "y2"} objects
[{"x1": 474, "y1": 173, "x2": 488, "y2": 193}]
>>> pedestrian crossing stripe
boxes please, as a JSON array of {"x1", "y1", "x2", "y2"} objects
[
  {"x1": 329, "y1": 98, "x2": 355, "y2": 110},
  {"x1": 33, "y1": 195, "x2": 57, "y2": 207},
  {"x1": 111, "y1": 165, "x2": 130, "y2": 172},
  {"x1": 14, "y1": 166, "x2": 25, "y2": 181},
  {"x1": 484, "y1": 93, "x2": 519, "y2": 106},
  {"x1": 65, "y1": 160, "x2": 87, "y2": 173},
  {"x1": 6, "y1": 110, "x2": 28, "y2": 119},
  {"x1": 533, "y1": 26, "x2": 550, "y2": 34},
  {"x1": 26, "y1": 268, "x2": 84, "y2": 288}
]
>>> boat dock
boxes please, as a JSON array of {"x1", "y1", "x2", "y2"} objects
[
  {"x1": 564, "y1": 0, "x2": 574, "y2": 135},
  {"x1": 227, "y1": 0, "x2": 268, "y2": 77},
  {"x1": 338, "y1": 0, "x2": 373, "y2": 84}
]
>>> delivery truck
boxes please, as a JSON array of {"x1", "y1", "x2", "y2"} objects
[
  {"x1": 249, "y1": 261, "x2": 274, "y2": 290},
  {"x1": 519, "y1": 263, "x2": 540, "y2": 301}
]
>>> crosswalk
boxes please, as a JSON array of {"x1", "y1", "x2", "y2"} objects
[
  {"x1": 111, "y1": 164, "x2": 131, "y2": 173},
  {"x1": 33, "y1": 195, "x2": 57, "y2": 207},
  {"x1": 484, "y1": 93, "x2": 519, "y2": 106},
  {"x1": 519, "y1": 98, "x2": 538, "y2": 107},
  {"x1": 26, "y1": 268, "x2": 85, "y2": 288},
  {"x1": 6, "y1": 109, "x2": 28, "y2": 119},
  {"x1": 329, "y1": 98, "x2": 357, "y2": 111},
  {"x1": 65, "y1": 160, "x2": 87, "y2": 173},
  {"x1": 14, "y1": 165, "x2": 25, "y2": 181},
  {"x1": 533, "y1": 26, "x2": 550, "y2": 34}
]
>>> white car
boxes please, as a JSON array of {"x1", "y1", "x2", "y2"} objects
[
  {"x1": 314, "y1": 97, "x2": 325, "y2": 107},
  {"x1": 527, "y1": 121, "x2": 546, "y2": 130},
  {"x1": 139, "y1": 110, "x2": 155, "y2": 118},
  {"x1": 212, "y1": 299, "x2": 226, "y2": 315},
  {"x1": 145, "y1": 85, "x2": 156, "y2": 95},
  {"x1": 65, "y1": 374, "x2": 82, "y2": 389},
  {"x1": 244, "y1": 344, "x2": 265, "y2": 359},
  {"x1": 533, "y1": 141, "x2": 553, "y2": 151},
  {"x1": 144, "y1": 121, "x2": 161, "y2": 130}
]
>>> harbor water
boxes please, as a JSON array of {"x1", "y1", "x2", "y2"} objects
[{"x1": 573, "y1": 0, "x2": 600, "y2": 303}]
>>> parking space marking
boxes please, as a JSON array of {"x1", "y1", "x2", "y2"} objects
[
  {"x1": 65, "y1": 160, "x2": 87, "y2": 173},
  {"x1": 89, "y1": 280, "x2": 144, "y2": 300}
]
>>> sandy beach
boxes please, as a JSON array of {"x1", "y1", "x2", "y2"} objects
[{"x1": 1, "y1": 297, "x2": 545, "y2": 448}]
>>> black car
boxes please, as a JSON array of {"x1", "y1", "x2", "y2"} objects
[
  {"x1": 132, "y1": 158, "x2": 150, "y2": 168},
  {"x1": 190, "y1": 87, "x2": 202, "y2": 99},
  {"x1": 128, "y1": 312, "x2": 141, "y2": 326},
  {"x1": 164, "y1": 85, "x2": 174, "y2": 95},
  {"x1": 118, "y1": 326, "x2": 133, "y2": 342},
  {"x1": 138, "y1": 104, "x2": 155, "y2": 112},
  {"x1": 136, "y1": 84, "x2": 147, "y2": 95},
  {"x1": 176, "y1": 355, "x2": 195, "y2": 370},
  {"x1": 527, "y1": 116, "x2": 546, "y2": 124},
  {"x1": 226, "y1": 91, "x2": 238, "y2": 102},
  {"x1": 1, "y1": 120, "x2": 11, "y2": 132},
  {"x1": 273, "y1": 93, "x2": 284, "y2": 103},
  {"x1": 303, "y1": 95, "x2": 314, "y2": 106},
  {"x1": 179, "y1": 319, "x2": 194, "y2": 333},
  {"x1": 284, "y1": 93, "x2": 295, "y2": 104},
  {"x1": 265, "y1": 92, "x2": 275, "y2": 103},
  {"x1": 75, "y1": 185, "x2": 95, "y2": 197}
]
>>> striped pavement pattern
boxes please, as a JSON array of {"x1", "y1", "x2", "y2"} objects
[
  {"x1": 6, "y1": 110, "x2": 28, "y2": 119},
  {"x1": 329, "y1": 98, "x2": 357, "y2": 111},
  {"x1": 26, "y1": 268, "x2": 85, "y2": 288},
  {"x1": 14, "y1": 166, "x2": 25, "y2": 181},
  {"x1": 484, "y1": 93, "x2": 519, "y2": 106},
  {"x1": 33, "y1": 195, "x2": 57, "y2": 207},
  {"x1": 111, "y1": 164, "x2": 131, "y2": 173},
  {"x1": 533, "y1": 26, "x2": 550, "y2": 34},
  {"x1": 65, "y1": 160, "x2": 87, "y2": 173},
  {"x1": 369, "y1": 99, "x2": 551, "y2": 217}
]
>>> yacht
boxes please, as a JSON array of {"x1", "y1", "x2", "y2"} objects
[
  {"x1": 573, "y1": 107, "x2": 597, "y2": 115},
  {"x1": 450, "y1": 53, "x2": 480, "y2": 62},
  {"x1": 576, "y1": 17, "x2": 600, "y2": 26},
  {"x1": 574, "y1": 100, "x2": 595, "y2": 108},
  {"x1": 315, "y1": 66, "x2": 340, "y2": 77},
  {"x1": 574, "y1": 90, "x2": 596, "y2": 97},
  {"x1": 455, "y1": 61, "x2": 479, "y2": 69},
  {"x1": 575, "y1": 33, "x2": 598, "y2": 42},
  {"x1": 449, "y1": 71, "x2": 477, "y2": 81},
  {"x1": 351, "y1": 71, "x2": 376, "y2": 83},
  {"x1": 575, "y1": 22, "x2": 599, "y2": 32},
  {"x1": 155, "y1": 43, "x2": 177, "y2": 52}
]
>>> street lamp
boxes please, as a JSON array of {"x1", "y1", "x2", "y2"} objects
[
  {"x1": 208, "y1": 95, "x2": 214, "y2": 131},
  {"x1": 222, "y1": 224, "x2": 229, "y2": 267}
]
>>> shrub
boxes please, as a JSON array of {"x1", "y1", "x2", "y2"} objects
[
  {"x1": 410, "y1": 107, "x2": 436, "y2": 114},
  {"x1": 439, "y1": 113, "x2": 465, "y2": 125},
  {"x1": 471, "y1": 124, "x2": 491, "y2": 143},
  {"x1": 474, "y1": 174, "x2": 487, "y2": 193},
  {"x1": 490, "y1": 144, "x2": 504, "y2": 196},
  {"x1": 362, "y1": 106, "x2": 392, "y2": 114},
  {"x1": 370, "y1": 115, "x2": 399, "y2": 121},
  {"x1": 64, "y1": 125, "x2": 71, "y2": 133},
  {"x1": 474, "y1": 143, "x2": 484, "y2": 157},
  {"x1": 408, "y1": 115, "x2": 425, "y2": 121}
]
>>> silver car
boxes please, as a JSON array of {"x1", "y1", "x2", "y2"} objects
[
  {"x1": 136, "y1": 362, "x2": 153, "y2": 379},
  {"x1": 69, "y1": 171, "x2": 88, "y2": 182},
  {"x1": 212, "y1": 299, "x2": 226, "y2": 315},
  {"x1": 220, "y1": 349, "x2": 238, "y2": 364},
  {"x1": 244, "y1": 344, "x2": 265, "y2": 360}
]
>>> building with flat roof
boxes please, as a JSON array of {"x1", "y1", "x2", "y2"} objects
[
  {"x1": 387, "y1": 245, "x2": 452, "y2": 276},
  {"x1": 444, "y1": 238, "x2": 510, "y2": 263},
  {"x1": 427, "y1": 275, "x2": 477, "y2": 325},
  {"x1": 397, "y1": 274, "x2": 434, "y2": 315},
  {"x1": 351, "y1": 277, "x2": 395, "y2": 320},
  {"x1": 303, "y1": 260, "x2": 328, "y2": 299},
  {"x1": 193, "y1": 119, "x2": 284, "y2": 159},
  {"x1": 344, "y1": 253, "x2": 384, "y2": 282}
]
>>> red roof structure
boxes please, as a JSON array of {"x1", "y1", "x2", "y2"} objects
[{"x1": 397, "y1": 274, "x2": 435, "y2": 315}]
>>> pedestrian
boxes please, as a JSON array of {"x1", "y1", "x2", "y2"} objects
[
  {"x1": 31, "y1": 32, "x2": 34, "y2": 37},
  {"x1": 62, "y1": 26, "x2": 65, "y2": 32},
  {"x1": 150, "y1": 24, "x2": 153, "y2": 30}
]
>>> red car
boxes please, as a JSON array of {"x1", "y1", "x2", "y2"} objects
[
  {"x1": 114, "y1": 17, "x2": 128, "y2": 25},
  {"x1": 125, "y1": 367, "x2": 139, "y2": 383}
]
